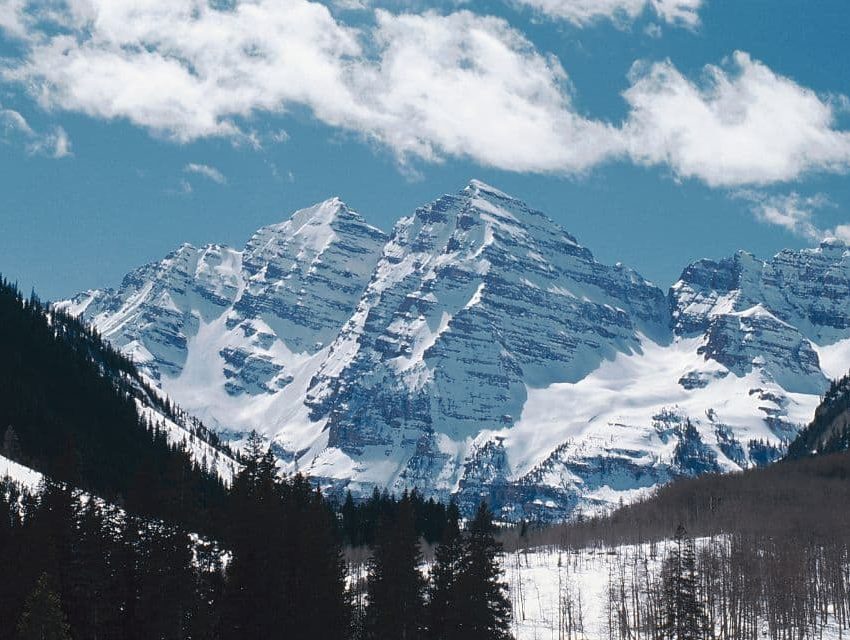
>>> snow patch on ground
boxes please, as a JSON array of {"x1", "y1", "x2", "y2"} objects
[
  {"x1": 0, "y1": 454, "x2": 42, "y2": 489},
  {"x1": 505, "y1": 544, "x2": 849, "y2": 640}
]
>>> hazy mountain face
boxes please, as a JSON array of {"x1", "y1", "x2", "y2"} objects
[{"x1": 60, "y1": 181, "x2": 850, "y2": 520}]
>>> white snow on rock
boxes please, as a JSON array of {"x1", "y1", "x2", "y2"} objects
[{"x1": 59, "y1": 183, "x2": 850, "y2": 520}]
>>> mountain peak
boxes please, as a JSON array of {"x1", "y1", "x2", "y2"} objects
[
  {"x1": 266, "y1": 197, "x2": 348, "y2": 233},
  {"x1": 463, "y1": 179, "x2": 516, "y2": 201},
  {"x1": 819, "y1": 237, "x2": 848, "y2": 255}
]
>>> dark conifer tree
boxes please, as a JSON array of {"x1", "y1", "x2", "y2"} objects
[
  {"x1": 66, "y1": 499, "x2": 120, "y2": 639},
  {"x1": 342, "y1": 490, "x2": 360, "y2": 546},
  {"x1": 28, "y1": 481, "x2": 75, "y2": 603},
  {"x1": 279, "y1": 475, "x2": 351, "y2": 640},
  {"x1": 220, "y1": 440, "x2": 280, "y2": 639},
  {"x1": 190, "y1": 538, "x2": 226, "y2": 640},
  {"x1": 2, "y1": 425, "x2": 22, "y2": 462},
  {"x1": 0, "y1": 480, "x2": 26, "y2": 640},
  {"x1": 456, "y1": 502, "x2": 513, "y2": 640},
  {"x1": 427, "y1": 501, "x2": 466, "y2": 640},
  {"x1": 134, "y1": 522, "x2": 196, "y2": 640},
  {"x1": 15, "y1": 573, "x2": 71, "y2": 640},
  {"x1": 662, "y1": 524, "x2": 710, "y2": 640},
  {"x1": 364, "y1": 493, "x2": 427, "y2": 640}
]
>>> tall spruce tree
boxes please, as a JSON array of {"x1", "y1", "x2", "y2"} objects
[
  {"x1": 427, "y1": 501, "x2": 465, "y2": 640},
  {"x1": 2, "y1": 425, "x2": 22, "y2": 462},
  {"x1": 220, "y1": 441, "x2": 282, "y2": 639},
  {"x1": 456, "y1": 502, "x2": 513, "y2": 640},
  {"x1": 15, "y1": 574, "x2": 71, "y2": 640},
  {"x1": 662, "y1": 524, "x2": 710, "y2": 640},
  {"x1": 364, "y1": 493, "x2": 427, "y2": 640},
  {"x1": 278, "y1": 474, "x2": 351, "y2": 640},
  {"x1": 66, "y1": 499, "x2": 120, "y2": 640}
]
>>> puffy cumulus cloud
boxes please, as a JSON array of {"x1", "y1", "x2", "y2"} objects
[
  {"x1": 2, "y1": 2, "x2": 850, "y2": 187},
  {"x1": 4, "y1": 0, "x2": 363, "y2": 142},
  {"x1": 352, "y1": 10, "x2": 621, "y2": 172},
  {"x1": 735, "y1": 191, "x2": 850, "y2": 244},
  {"x1": 1, "y1": 0, "x2": 620, "y2": 172},
  {"x1": 184, "y1": 162, "x2": 227, "y2": 184},
  {"x1": 0, "y1": 105, "x2": 71, "y2": 157},
  {"x1": 623, "y1": 52, "x2": 850, "y2": 187},
  {"x1": 512, "y1": 0, "x2": 702, "y2": 28}
]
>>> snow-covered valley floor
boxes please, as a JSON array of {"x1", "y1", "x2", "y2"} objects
[{"x1": 503, "y1": 544, "x2": 849, "y2": 640}]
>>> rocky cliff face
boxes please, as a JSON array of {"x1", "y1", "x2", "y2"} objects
[
  {"x1": 671, "y1": 243, "x2": 850, "y2": 397},
  {"x1": 60, "y1": 182, "x2": 850, "y2": 521},
  {"x1": 303, "y1": 180, "x2": 671, "y2": 504},
  {"x1": 63, "y1": 242, "x2": 243, "y2": 380}
]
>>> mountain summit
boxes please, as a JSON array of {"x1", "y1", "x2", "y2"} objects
[{"x1": 59, "y1": 182, "x2": 850, "y2": 520}]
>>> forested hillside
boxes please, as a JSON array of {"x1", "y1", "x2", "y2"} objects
[
  {"x1": 0, "y1": 451, "x2": 512, "y2": 640},
  {"x1": 0, "y1": 277, "x2": 234, "y2": 528},
  {"x1": 0, "y1": 277, "x2": 516, "y2": 639},
  {"x1": 787, "y1": 372, "x2": 850, "y2": 458}
]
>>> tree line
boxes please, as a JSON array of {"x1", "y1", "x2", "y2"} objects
[
  {"x1": 787, "y1": 370, "x2": 850, "y2": 458},
  {"x1": 0, "y1": 277, "x2": 233, "y2": 533},
  {"x1": 1, "y1": 432, "x2": 513, "y2": 639},
  {"x1": 602, "y1": 525, "x2": 850, "y2": 640},
  {"x1": 503, "y1": 448, "x2": 850, "y2": 639}
]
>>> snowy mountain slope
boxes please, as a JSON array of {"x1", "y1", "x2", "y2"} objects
[
  {"x1": 302, "y1": 180, "x2": 672, "y2": 505},
  {"x1": 61, "y1": 181, "x2": 850, "y2": 520},
  {"x1": 670, "y1": 244, "x2": 850, "y2": 394},
  {"x1": 0, "y1": 454, "x2": 42, "y2": 489},
  {"x1": 59, "y1": 199, "x2": 388, "y2": 451},
  {"x1": 64, "y1": 243, "x2": 245, "y2": 380},
  {"x1": 488, "y1": 335, "x2": 818, "y2": 519}
]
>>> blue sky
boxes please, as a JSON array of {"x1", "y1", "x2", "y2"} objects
[{"x1": 1, "y1": 0, "x2": 849, "y2": 300}]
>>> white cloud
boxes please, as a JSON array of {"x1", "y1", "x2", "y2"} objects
[
  {"x1": 622, "y1": 52, "x2": 850, "y2": 187},
  {"x1": 735, "y1": 191, "x2": 850, "y2": 244},
  {"x1": 512, "y1": 0, "x2": 702, "y2": 28},
  {"x1": 184, "y1": 162, "x2": 227, "y2": 184},
  {"x1": 2, "y1": 2, "x2": 850, "y2": 187},
  {"x1": 643, "y1": 22, "x2": 662, "y2": 38},
  {"x1": 0, "y1": 106, "x2": 34, "y2": 136},
  {"x1": 26, "y1": 125, "x2": 72, "y2": 158},
  {"x1": 50, "y1": 126, "x2": 72, "y2": 157},
  {"x1": 0, "y1": 0, "x2": 29, "y2": 40},
  {"x1": 1, "y1": 1, "x2": 620, "y2": 173},
  {"x1": 833, "y1": 225, "x2": 850, "y2": 243},
  {"x1": 5, "y1": 0, "x2": 363, "y2": 142},
  {"x1": 651, "y1": 0, "x2": 701, "y2": 26},
  {"x1": 352, "y1": 10, "x2": 620, "y2": 172},
  {"x1": 0, "y1": 105, "x2": 71, "y2": 157}
]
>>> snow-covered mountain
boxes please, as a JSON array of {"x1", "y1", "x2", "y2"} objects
[{"x1": 59, "y1": 181, "x2": 850, "y2": 520}]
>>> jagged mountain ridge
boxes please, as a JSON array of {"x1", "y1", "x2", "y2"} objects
[{"x1": 59, "y1": 181, "x2": 850, "y2": 520}]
